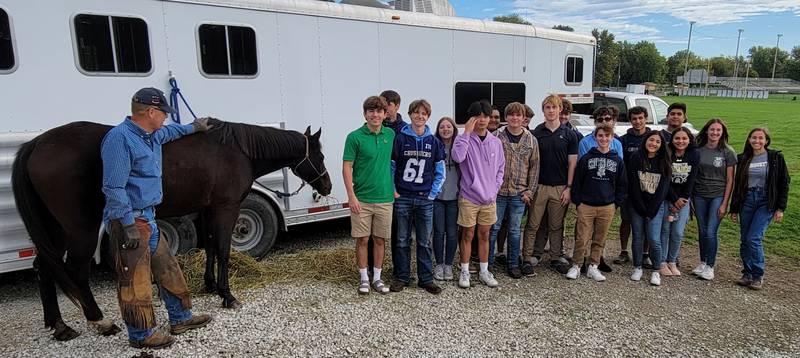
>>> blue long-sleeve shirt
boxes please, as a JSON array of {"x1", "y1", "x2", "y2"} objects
[
  {"x1": 390, "y1": 124, "x2": 446, "y2": 200},
  {"x1": 578, "y1": 131, "x2": 624, "y2": 160},
  {"x1": 101, "y1": 117, "x2": 195, "y2": 226}
]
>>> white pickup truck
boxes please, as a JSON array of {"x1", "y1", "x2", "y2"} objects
[{"x1": 571, "y1": 91, "x2": 697, "y2": 137}]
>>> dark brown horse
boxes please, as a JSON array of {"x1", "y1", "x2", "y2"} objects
[{"x1": 11, "y1": 119, "x2": 332, "y2": 341}]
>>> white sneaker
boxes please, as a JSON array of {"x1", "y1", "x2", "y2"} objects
[
  {"x1": 587, "y1": 264, "x2": 606, "y2": 282},
  {"x1": 650, "y1": 272, "x2": 661, "y2": 286},
  {"x1": 443, "y1": 265, "x2": 454, "y2": 281},
  {"x1": 479, "y1": 271, "x2": 499, "y2": 288},
  {"x1": 699, "y1": 266, "x2": 715, "y2": 280},
  {"x1": 458, "y1": 271, "x2": 471, "y2": 288},
  {"x1": 692, "y1": 263, "x2": 707, "y2": 276},
  {"x1": 630, "y1": 267, "x2": 643, "y2": 281},
  {"x1": 433, "y1": 264, "x2": 445, "y2": 281},
  {"x1": 566, "y1": 265, "x2": 580, "y2": 279},
  {"x1": 531, "y1": 256, "x2": 541, "y2": 267}
]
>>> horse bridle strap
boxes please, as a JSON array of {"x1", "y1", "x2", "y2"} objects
[{"x1": 258, "y1": 135, "x2": 327, "y2": 199}]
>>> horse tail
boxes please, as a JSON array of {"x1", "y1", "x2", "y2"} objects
[{"x1": 12, "y1": 138, "x2": 85, "y2": 310}]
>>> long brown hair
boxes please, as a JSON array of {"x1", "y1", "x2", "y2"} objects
[
  {"x1": 637, "y1": 130, "x2": 672, "y2": 178},
  {"x1": 733, "y1": 128, "x2": 772, "y2": 198},
  {"x1": 435, "y1": 116, "x2": 458, "y2": 169},
  {"x1": 696, "y1": 118, "x2": 730, "y2": 150}
]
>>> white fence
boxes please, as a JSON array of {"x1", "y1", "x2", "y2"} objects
[{"x1": 677, "y1": 88, "x2": 769, "y2": 99}]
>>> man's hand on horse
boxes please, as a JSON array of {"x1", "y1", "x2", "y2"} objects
[
  {"x1": 121, "y1": 224, "x2": 141, "y2": 250},
  {"x1": 192, "y1": 117, "x2": 213, "y2": 132}
]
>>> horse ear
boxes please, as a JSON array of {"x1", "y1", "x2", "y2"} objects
[
  {"x1": 312, "y1": 128, "x2": 321, "y2": 140},
  {"x1": 304, "y1": 126, "x2": 311, "y2": 136}
]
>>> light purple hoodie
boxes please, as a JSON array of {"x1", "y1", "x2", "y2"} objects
[{"x1": 451, "y1": 131, "x2": 504, "y2": 205}]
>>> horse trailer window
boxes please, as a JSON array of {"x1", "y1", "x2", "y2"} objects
[
  {"x1": 199, "y1": 24, "x2": 257, "y2": 77},
  {"x1": 0, "y1": 8, "x2": 15, "y2": 72},
  {"x1": 74, "y1": 14, "x2": 151, "y2": 75},
  {"x1": 565, "y1": 56, "x2": 583, "y2": 85},
  {"x1": 454, "y1": 82, "x2": 526, "y2": 124}
]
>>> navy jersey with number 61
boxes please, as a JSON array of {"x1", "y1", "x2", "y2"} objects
[{"x1": 391, "y1": 124, "x2": 446, "y2": 199}]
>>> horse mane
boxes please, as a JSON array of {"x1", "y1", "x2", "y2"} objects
[{"x1": 205, "y1": 118, "x2": 306, "y2": 159}]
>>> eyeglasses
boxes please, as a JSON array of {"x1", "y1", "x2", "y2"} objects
[{"x1": 595, "y1": 116, "x2": 614, "y2": 122}]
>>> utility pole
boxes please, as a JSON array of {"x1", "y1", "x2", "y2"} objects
[
  {"x1": 744, "y1": 58, "x2": 751, "y2": 100},
  {"x1": 683, "y1": 21, "x2": 695, "y2": 85},
  {"x1": 616, "y1": 57, "x2": 621, "y2": 88},
  {"x1": 733, "y1": 29, "x2": 743, "y2": 87},
  {"x1": 771, "y1": 34, "x2": 783, "y2": 81}
]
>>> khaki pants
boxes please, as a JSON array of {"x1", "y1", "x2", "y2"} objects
[
  {"x1": 522, "y1": 185, "x2": 568, "y2": 262},
  {"x1": 573, "y1": 203, "x2": 616, "y2": 265}
]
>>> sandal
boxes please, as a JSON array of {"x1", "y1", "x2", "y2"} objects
[
  {"x1": 358, "y1": 280, "x2": 370, "y2": 295},
  {"x1": 372, "y1": 280, "x2": 389, "y2": 294}
]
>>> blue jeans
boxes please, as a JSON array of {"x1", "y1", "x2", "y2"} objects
[
  {"x1": 630, "y1": 202, "x2": 668, "y2": 268},
  {"x1": 694, "y1": 196, "x2": 724, "y2": 267},
  {"x1": 122, "y1": 208, "x2": 192, "y2": 342},
  {"x1": 739, "y1": 188, "x2": 773, "y2": 280},
  {"x1": 489, "y1": 195, "x2": 526, "y2": 268},
  {"x1": 660, "y1": 201, "x2": 691, "y2": 263},
  {"x1": 394, "y1": 196, "x2": 435, "y2": 284},
  {"x1": 433, "y1": 199, "x2": 459, "y2": 266}
]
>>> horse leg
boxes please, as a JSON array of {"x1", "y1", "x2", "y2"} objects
[
  {"x1": 210, "y1": 204, "x2": 241, "y2": 309},
  {"x1": 34, "y1": 257, "x2": 80, "y2": 341},
  {"x1": 64, "y1": 249, "x2": 121, "y2": 337},
  {"x1": 200, "y1": 210, "x2": 218, "y2": 294}
]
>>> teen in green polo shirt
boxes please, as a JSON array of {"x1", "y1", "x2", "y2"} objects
[{"x1": 343, "y1": 95, "x2": 395, "y2": 295}]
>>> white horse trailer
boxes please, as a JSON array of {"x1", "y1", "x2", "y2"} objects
[{"x1": 0, "y1": 0, "x2": 595, "y2": 273}]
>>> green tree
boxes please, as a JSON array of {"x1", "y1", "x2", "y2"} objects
[
  {"x1": 788, "y1": 46, "x2": 800, "y2": 81},
  {"x1": 493, "y1": 14, "x2": 531, "y2": 25},
  {"x1": 748, "y1": 46, "x2": 789, "y2": 78},
  {"x1": 618, "y1": 41, "x2": 666, "y2": 85},
  {"x1": 708, "y1": 56, "x2": 735, "y2": 77},
  {"x1": 552, "y1": 25, "x2": 574, "y2": 32},
  {"x1": 591, "y1": 29, "x2": 619, "y2": 87},
  {"x1": 665, "y1": 50, "x2": 703, "y2": 84}
]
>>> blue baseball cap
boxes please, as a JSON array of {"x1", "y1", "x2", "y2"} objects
[{"x1": 132, "y1": 87, "x2": 175, "y2": 114}]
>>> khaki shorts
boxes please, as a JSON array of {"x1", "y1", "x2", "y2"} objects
[
  {"x1": 350, "y1": 202, "x2": 393, "y2": 238},
  {"x1": 457, "y1": 197, "x2": 497, "y2": 227}
]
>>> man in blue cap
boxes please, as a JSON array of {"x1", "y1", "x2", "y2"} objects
[{"x1": 101, "y1": 87, "x2": 212, "y2": 349}]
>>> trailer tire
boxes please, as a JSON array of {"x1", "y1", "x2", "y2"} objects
[
  {"x1": 233, "y1": 194, "x2": 278, "y2": 259},
  {"x1": 157, "y1": 217, "x2": 198, "y2": 256}
]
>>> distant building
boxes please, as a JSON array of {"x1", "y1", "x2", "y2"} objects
[{"x1": 388, "y1": 0, "x2": 455, "y2": 16}]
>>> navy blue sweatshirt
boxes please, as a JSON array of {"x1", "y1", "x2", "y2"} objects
[
  {"x1": 572, "y1": 147, "x2": 627, "y2": 207},
  {"x1": 621, "y1": 127, "x2": 651, "y2": 165},
  {"x1": 391, "y1": 124, "x2": 446, "y2": 199},
  {"x1": 668, "y1": 149, "x2": 700, "y2": 202},
  {"x1": 627, "y1": 152, "x2": 671, "y2": 218},
  {"x1": 383, "y1": 113, "x2": 407, "y2": 134}
]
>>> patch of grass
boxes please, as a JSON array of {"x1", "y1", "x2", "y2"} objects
[{"x1": 662, "y1": 96, "x2": 800, "y2": 262}]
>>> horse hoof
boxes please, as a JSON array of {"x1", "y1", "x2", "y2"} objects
[
  {"x1": 222, "y1": 298, "x2": 242, "y2": 310},
  {"x1": 88, "y1": 319, "x2": 121, "y2": 336},
  {"x1": 53, "y1": 324, "x2": 80, "y2": 341}
]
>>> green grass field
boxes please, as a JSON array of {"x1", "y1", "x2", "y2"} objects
[{"x1": 661, "y1": 96, "x2": 800, "y2": 262}]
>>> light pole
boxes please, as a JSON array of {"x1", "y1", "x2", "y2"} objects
[
  {"x1": 733, "y1": 29, "x2": 743, "y2": 86},
  {"x1": 683, "y1": 21, "x2": 696, "y2": 85},
  {"x1": 771, "y1": 34, "x2": 783, "y2": 81}
]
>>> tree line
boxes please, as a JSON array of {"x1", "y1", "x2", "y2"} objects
[{"x1": 493, "y1": 14, "x2": 800, "y2": 87}]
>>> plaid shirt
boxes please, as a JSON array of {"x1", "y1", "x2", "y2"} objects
[{"x1": 496, "y1": 127, "x2": 540, "y2": 197}]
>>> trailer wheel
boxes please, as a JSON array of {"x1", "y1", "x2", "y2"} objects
[
  {"x1": 157, "y1": 217, "x2": 198, "y2": 256},
  {"x1": 233, "y1": 194, "x2": 278, "y2": 259}
]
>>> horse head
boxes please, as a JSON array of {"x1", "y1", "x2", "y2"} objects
[{"x1": 293, "y1": 126, "x2": 332, "y2": 196}]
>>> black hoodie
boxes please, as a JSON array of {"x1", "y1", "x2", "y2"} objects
[
  {"x1": 572, "y1": 147, "x2": 627, "y2": 207},
  {"x1": 620, "y1": 127, "x2": 651, "y2": 165},
  {"x1": 627, "y1": 152, "x2": 671, "y2": 218}
]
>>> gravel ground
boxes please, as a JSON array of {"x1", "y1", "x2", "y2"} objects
[{"x1": 1, "y1": 218, "x2": 799, "y2": 357}]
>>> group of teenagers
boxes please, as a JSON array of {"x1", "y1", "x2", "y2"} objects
[{"x1": 343, "y1": 90, "x2": 790, "y2": 296}]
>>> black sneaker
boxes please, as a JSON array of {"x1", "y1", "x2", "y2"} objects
[
  {"x1": 507, "y1": 267, "x2": 523, "y2": 279},
  {"x1": 389, "y1": 280, "x2": 408, "y2": 292},
  {"x1": 521, "y1": 262, "x2": 536, "y2": 277},
  {"x1": 550, "y1": 260, "x2": 570, "y2": 275},
  {"x1": 419, "y1": 282, "x2": 443, "y2": 295},
  {"x1": 598, "y1": 257, "x2": 613, "y2": 273},
  {"x1": 495, "y1": 254, "x2": 507, "y2": 266},
  {"x1": 580, "y1": 258, "x2": 588, "y2": 274},
  {"x1": 612, "y1": 251, "x2": 630, "y2": 265}
]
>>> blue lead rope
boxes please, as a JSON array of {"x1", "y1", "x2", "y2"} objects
[{"x1": 168, "y1": 76, "x2": 198, "y2": 124}]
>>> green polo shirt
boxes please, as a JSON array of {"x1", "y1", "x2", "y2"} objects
[{"x1": 343, "y1": 124, "x2": 395, "y2": 203}]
